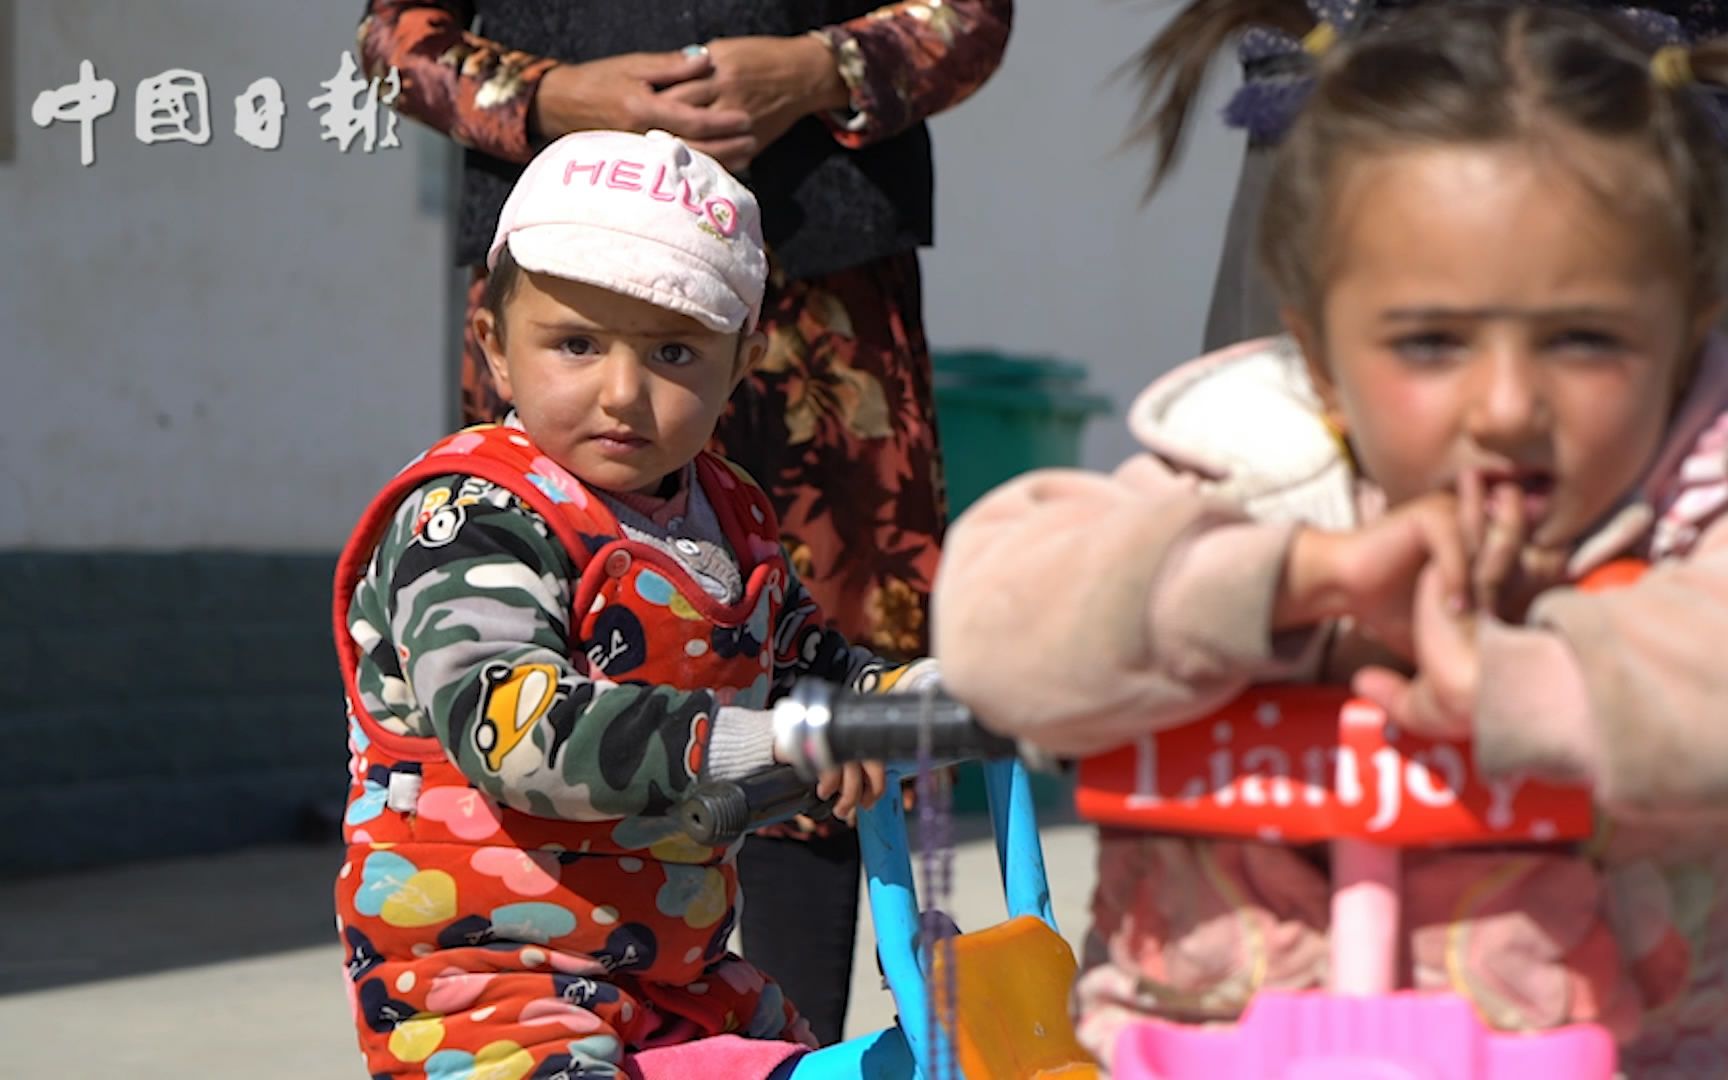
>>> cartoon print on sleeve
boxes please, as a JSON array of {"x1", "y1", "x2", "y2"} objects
[{"x1": 351, "y1": 474, "x2": 720, "y2": 820}]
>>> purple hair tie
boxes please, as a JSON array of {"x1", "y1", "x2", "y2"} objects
[
  {"x1": 1223, "y1": 2, "x2": 1728, "y2": 146},
  {"x1": 1223, "y1": 0, "x2": 1365, "y2": 142}
]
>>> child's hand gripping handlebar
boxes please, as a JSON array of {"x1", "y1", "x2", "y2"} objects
[{"x1": 673, "y1": 681, "x2": 1026, "y2": 846}]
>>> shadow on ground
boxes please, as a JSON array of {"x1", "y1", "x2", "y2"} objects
[
  {"x1": 0, "y1": 793, "x2": 1081, "y2": 1000},
  {"x1": 0, "y1": 840, "x2": 345, "y2": 997}
]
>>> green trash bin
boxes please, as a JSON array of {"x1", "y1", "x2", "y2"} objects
[
  {"x1": 931, "y1": 351, "x2": 1113, "y2": 814},
  {"x1": 933, "y1": 350, "x2": 1114, "y2": 517}
]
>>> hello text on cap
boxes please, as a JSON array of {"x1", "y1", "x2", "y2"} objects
[{"x1": 486, "y1": 130, "x2": 768, "y2": 334}]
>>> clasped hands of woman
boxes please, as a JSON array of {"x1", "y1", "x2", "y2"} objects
[{"x1": 529, "y1": 37, "x2": 852, "y2": 171}]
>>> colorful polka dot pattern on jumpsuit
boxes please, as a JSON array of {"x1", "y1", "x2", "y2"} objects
[{"x1": 332, "y1": 426, "x2": 816, "y2": 1077}]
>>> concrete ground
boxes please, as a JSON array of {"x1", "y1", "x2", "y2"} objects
[{"x1": 0, "y1": 815, "x2": 1097, "y2": 1078}]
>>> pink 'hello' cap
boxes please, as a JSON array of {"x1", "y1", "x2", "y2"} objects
[{"x1": 487, "y1": 129, "x2": 768, "y2": 333}]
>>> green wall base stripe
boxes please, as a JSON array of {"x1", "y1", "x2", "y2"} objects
[
  {"x1": 0, "y1": 769, "x2": 345, "y2": 878},
  {"x1": 0, "y1": 552, "x2": 346, "y2": 878}
]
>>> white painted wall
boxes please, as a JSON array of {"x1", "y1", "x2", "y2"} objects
[
  {"x1": 923, "y1": 2, "x2": 1246, "y2": 471},
  {"x1": 0, "y1": 1, "x2": 453, "y2": 551},
  {"x1": 0, "y1": 1, "x2": 1244, "y2": 549}
]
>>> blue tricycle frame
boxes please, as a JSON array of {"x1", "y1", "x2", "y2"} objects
[{"x1": 784, "y1": 757, "x2": 1059, "y2": 1079}]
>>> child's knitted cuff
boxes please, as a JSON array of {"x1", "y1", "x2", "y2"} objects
[{"x1": 703, "y1": 705, "x2": 779, "y2": 782}]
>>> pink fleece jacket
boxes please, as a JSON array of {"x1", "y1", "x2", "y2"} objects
[{"x1": 932, "y1": 336, "x2": 1728, "y2": 1074}]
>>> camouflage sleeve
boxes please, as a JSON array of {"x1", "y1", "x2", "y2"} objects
[
  {"x1": 372, "y1": 474, "x2": 721, "y2": 819},
  {"x1": 771, "y1": 562, "x2": 937, "y2": 696}
]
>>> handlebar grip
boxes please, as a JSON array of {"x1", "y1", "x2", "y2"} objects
[
  {"x1": 676, "y1": 764, "x2": 829, "y2": 847},
  {"x1": 772, "y1": 680, "x2": 1019, "y2": 775},
  {"x1": 828, "y1": 691, "x2": 1018, "y2": 763}
]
